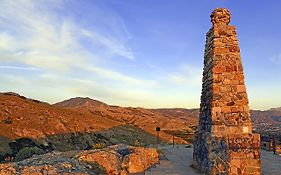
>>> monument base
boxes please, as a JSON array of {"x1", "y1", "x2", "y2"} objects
[{"x1": 193, "y1": 132, "x2": 261, "y2": 175}]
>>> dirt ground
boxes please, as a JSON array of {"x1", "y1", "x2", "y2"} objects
[{"x1": 145, "y1": 145, "x2": 281, "y2": 175}]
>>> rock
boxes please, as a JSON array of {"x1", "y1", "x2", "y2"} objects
[
  {"x1": 0, "y1": 163, "x2": 16, "y2": 175},
  {"x1": 0, "y1": 145, "x2": 159, "y2": 175},
  {"x1": 78, "y1": 150, "x2": 122, "y2": 175},
  {"x1": 122, "y1": 146, "x2": 159, "y2": 174}
]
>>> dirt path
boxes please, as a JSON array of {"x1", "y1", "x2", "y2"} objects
[
  {"x1": 261, "y1": 150, "x2": 281, "y2": 175},
  {"x1": 145, "y1": 145, "x2": 199, "y2": 175},
  {"x1": 145, "y1": 145, "x2": 281, "y2": 175}
]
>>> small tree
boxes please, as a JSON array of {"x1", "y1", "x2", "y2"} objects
[{"x1": 15, "y1": 147, "x2": 44, "y2": 162}]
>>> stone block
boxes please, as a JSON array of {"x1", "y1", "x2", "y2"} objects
[{"x1": 236, "y1": 85, "x2": 246, "y2": 92}]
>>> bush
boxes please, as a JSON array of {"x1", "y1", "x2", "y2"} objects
[
  {"x1": 15, "y1": 146, "x2": 44, "y2": 161},
  {"x1": 0, "y1": 154, "x2": 4, "y2": 163},
  {"x1": 3, "y1": 117, "x2": 12, "y2": 124},
  {"x1": 92, "y1": 143, "x2": 106, "y2": 150},
  {"x1": 156, "y1": 147, "x2": 164, "y2": 154},
  {"x1": 133, "y1": 139, "x2": 142, "y2": 147}
]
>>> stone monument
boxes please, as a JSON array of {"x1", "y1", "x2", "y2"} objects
[{"x1": 192, "y1": 8, "x2": 261, "y2": 175}]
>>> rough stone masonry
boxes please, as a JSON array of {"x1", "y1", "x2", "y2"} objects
[{"x1": 192, "y1": 8, "x2": 261, "y2": 175}]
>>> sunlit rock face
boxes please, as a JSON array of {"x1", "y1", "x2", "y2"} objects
[
  {"x1": 0, "y1": 144, "x2": 159, "y2": 175},
  {"x1": 193, "y1": 8, "x2": 261, "y2": 175}
]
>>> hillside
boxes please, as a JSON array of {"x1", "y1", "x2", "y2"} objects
[
  {"x1": 250, "y1": 109, "x2": 281, "y2": 136},
  {"x1": 55, "y1": 97, "x2": 281, "y2": 139},
  {"x1": 0, "y1": 93, "x2": 193, "y2": 159},
  {"x1": 269, "y1": 107, "x2": 281, "y2": 112},
  {"x1": 54, "y1": 96, "x2": 281, "y2": 131},
  {"x1": 54, "y1": 97, "x2": 194, "y2": 143},
  {"x1": 0, "y1": 92, "x2": 127, "y2": 157},
  {"x1": 0, "y1": 93, "x2": 122, "y2": 139},
  {"x1": 151, "y1": 108, "x2": 198, "y2": 126},
  {"x1": 251, "y1": 110, "x2": 281, "y2": 125}
]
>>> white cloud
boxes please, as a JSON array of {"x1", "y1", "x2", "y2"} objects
[
  {"x1": 167, "y1": 65, "x2": 202, "y2": 86},
  {"x1": 21, "y1": 73, "x2": 156, "y2": 105},
  {"x1": 84, "y1": 65, "x2": 158, "y2": 87},
  {"x1": 81, "y1": 29, "x2": 134, "y2": 60},
  {"x1": 270, "y1": 53, "x2": 281, "y2": 64},
  {"x1": 0, "y1": 74, "x2": 28, "y2": 85},
  {"x1": 0, "y1": 1, "x2": 84, "y2": 70},
  {"x1": 0, "y1": 65, "x2": 38, "y2": 71},
  {"x1": 0, "y1": 0, "x2": 146, "y2": 83},
  {"x1": 0, "y1": 33, "x2": 14, "y2": 50}
]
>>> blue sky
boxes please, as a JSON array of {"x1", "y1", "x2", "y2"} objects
[{"x1": 0, "y1": 0, "x2": 280, "y2": 110}]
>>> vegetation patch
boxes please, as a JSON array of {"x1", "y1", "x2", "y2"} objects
[
  {"x1": 97, "y1": 124, "x2": 164, "y2": 146},
  {"x1": 15, "y1": 146, "x2": 44, "y2": 161}
]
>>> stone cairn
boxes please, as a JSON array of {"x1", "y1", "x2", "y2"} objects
[{"x1": 192, "y1": 8, "x2": 261, "y2": 175}]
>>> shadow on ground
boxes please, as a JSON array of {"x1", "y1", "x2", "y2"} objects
[{"x1": 0, "y1": 124, "x2": 164, "y2": 162}]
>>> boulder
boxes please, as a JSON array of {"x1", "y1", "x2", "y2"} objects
[
  {"x1": 122, "y1": 146, "x2": 159, "y2": 174},
  {"x1": 0, "y1": 145, "x2": 159, "y2": 175},
  {"x1": 78, "y1": 150, "x2": 122, "y2": 175},
  {"x1": 0, "y1": 163, "x2": 16, "y2": 175}
]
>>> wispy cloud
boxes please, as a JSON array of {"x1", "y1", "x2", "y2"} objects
[
  {"x1": 0, "y1": 1, "x2": 85, "y2": 70},
  {"x1": 84, "y1": 65, "x2": 158, "y2": 87},
  {"x1": 166, "y1": 65, "x2": 202, "y2": 86},
  {"x1": 0, "y1": 1, "x2": 143, "y2": 82},
  {"x1": 81, "y1": 29, "x2": 134, "y2": 60},
  {"x1": 270, "y1": 53, "x2": 281, "y2": 64},
  {"x1": 0, "y1": 74, "x2": 28, "y2": 85},
  {"x1": 0, "y1": 65, "x2": 38, "y2": 71}
]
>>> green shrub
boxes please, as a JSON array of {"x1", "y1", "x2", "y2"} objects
[
  {"x1": 133, "y1": 139, "x2": 143, "y2": 147},
  {"x1": 15, "y1": 146, "x2": 44, "y2": 161},
  {"x1": 92, "y1": 143, "x2": 106, "y2": 150}
]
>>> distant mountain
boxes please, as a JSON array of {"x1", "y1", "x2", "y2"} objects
[
  {"x1": 269, "y1": 107, "x2": 281, "y2": 112},
  {"x1": 54, "y1": 97, "x2": 107, "y2": 108},
  {"x1": 151, "y1": 108, "x2": 198, "y2": 125},
  {"x1": 250, "y1": 109, "x2": 281, "y2": 136},
  {"x1": 55, "y1": 97, "x2": 194, "y2": 143},
  {"x1": 251, "y1": 109, "x2": 281, "y2": 124}
]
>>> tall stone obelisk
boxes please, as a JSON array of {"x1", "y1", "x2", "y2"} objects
[{"x1": 192, "y1": 8, "x2": 261, "y2": 175}]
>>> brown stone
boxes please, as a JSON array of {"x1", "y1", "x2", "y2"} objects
[
  {"x1": 0, "y1": 163, "x2": 16, "y2": 175},
  {"x1": 122, "y1": 147, "x2": 159, "y2": 174},
  {"x1": 78, "y1": 150, "x2": 122, "y2": 175},
  {"x1": 236, "y1": 85, "x2": 246, "y2": 92},
  {"x1": 211, "y1": 8, "x2": 231, "y2": 26}
]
